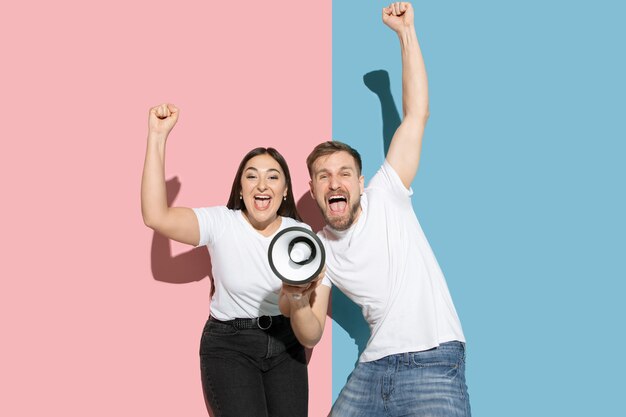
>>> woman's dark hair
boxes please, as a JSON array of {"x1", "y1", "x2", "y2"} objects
[{"x1": 226, "y1": 147, "x2": 301, "y2": 221}]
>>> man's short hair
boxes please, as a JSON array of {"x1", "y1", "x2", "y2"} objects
[{"x1": 306, "y1": 141, "x2": 363, "y2": 178}]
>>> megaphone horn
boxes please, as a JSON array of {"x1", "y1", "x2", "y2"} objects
[
  {"x1": 288, "y1": 237, "x2": 317, "y2": 265},
  {"x1": 268, "y1": 227, "x2": 325, "y2": 286}
]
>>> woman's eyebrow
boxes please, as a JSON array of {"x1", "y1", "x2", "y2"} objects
[{"x1": 244, "y1": 167, "x2": 281, "y2": 174}]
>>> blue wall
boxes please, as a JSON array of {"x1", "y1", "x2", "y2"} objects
[{"x1": 332, "y1": 1, "x2": 626, "y2": 415}]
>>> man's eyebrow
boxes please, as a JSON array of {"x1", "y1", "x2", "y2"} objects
[
  {"x1": 315, "y1": 166, "x2": 355, "y2": 175},
  {"x1": 315, "y1": 165, "x2": 354, "y2": 174}
]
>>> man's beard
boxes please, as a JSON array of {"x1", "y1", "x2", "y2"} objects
[{"x1": 322, "y1": 195, "x2": 361, "y2": 231}]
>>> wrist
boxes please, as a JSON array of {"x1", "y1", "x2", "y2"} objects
[
  {"x1": 288, "y1": 293, "x2": 310, "y2": 309},
  {"x1": 396, "y1": 23, "x2": 416, "y2": 37},
  {"x1": 148, "y1": 131, "x2": 168, "y2": 142},
  {"x1": 397, "y1": 25, "x2": 418, "y2": 52}
]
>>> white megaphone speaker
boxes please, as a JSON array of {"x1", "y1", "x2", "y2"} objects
[{"x1": 268, "y1": 227, "x2": 325, "y2": 286}]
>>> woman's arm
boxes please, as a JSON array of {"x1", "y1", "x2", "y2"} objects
[
  {"x1": 141, "y1": 104, "x2": 200, "y2": 246},
  {"x1": 279, "y1": 276, "x2": 331, "y2": 348}
]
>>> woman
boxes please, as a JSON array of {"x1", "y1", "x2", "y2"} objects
[{"x1": 141, "y1": 103, "x2": 329, "y2": 417}]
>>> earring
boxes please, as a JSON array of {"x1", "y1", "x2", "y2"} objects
[
  {"x1": 283, "y1": 196, "x2": 287, "y2": 201},
  {"x1": 239, "y1": 195, "x2": 242, "y2": 200}
]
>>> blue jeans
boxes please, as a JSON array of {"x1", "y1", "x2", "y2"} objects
[
  {"x1": 330, "y1": 341, "x2": 471, "y2": 417},
  {"x1": 199, "y1": 316, "x2": 308, "y2": 417}
]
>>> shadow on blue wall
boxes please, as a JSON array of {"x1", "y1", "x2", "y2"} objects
[
  {"x1": 327, "y1": 69, "x2": 402, "y2": 374},
  {"x1": 363, "y1": 69, "x2": 401, "y2": 155}
]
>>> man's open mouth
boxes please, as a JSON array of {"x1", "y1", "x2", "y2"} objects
[{"x1": 328, "y1": 195, "x2": 347, "y2": 213}]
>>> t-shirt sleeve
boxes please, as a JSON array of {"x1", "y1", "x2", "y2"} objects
[
  {"x1": 315, "y1": 230, "x2": 333, "y2": 288},
  {"x1": 192, "y1": 206, "x2": 229, "y2": 247},
  {"x1": 320, "y1": 275, "x2": 332, "y2": 288},
  {"x1": 368, "y1": 160, "x2": 413, "y2": 200}
]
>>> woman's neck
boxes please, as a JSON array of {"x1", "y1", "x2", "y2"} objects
[{"x1": 243, "y1": 212, "x2": 282, "y2": 237}]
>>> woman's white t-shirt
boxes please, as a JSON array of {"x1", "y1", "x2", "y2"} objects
[{"x1": 193, "y1": 208, "x2": 310, "y2": 320}]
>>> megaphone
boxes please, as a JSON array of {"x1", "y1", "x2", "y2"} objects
[{"x1": 268, "y1": 227, "x2": 325, "y2": 286}]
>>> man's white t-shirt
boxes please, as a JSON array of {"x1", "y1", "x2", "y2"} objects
[
  {"x1": 193, "y1": 207, "x2": 319, "y2": 321},
  {"x1": 319, "y1": 161, "x2": 465, "y2": 362}
]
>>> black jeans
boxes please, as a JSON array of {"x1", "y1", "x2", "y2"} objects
[{"x1": 199, "y1": 316, "x2": 308, "y2": 417}]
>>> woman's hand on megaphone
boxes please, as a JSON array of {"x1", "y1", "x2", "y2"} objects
[
  {"x1": 282, "y1": 267, "x2": 326, "y2": 302},
  {"x1": 282, "y1": 281, "x2": 316, "y2": 301},
  {"x1": 278, "y1": 267, "x2": 330, "y2": 348}
]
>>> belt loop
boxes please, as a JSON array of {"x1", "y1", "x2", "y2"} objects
[{"x1": 403, "y1": 352, "x2": 410, "y2": 366}]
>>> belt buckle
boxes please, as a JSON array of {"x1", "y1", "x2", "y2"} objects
[{"x1": 257, "y1": 315, "x2": 272, "y2": 330}]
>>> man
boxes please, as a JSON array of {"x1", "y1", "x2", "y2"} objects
[{"x1": 282, "y1": 2, "x2": 471, "y2": 416}]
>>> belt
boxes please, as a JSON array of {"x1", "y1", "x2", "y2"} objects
[{"x1": 209, "y1": 315, "x2": 281, "y2": 330}]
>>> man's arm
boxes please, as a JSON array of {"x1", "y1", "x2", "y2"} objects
[{"x1": 383, "y1": 2, "x2": 429, "y2": 189}]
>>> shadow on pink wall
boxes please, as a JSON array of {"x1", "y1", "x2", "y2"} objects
[
  {"x1": 149, "y1": 177, "x2": 215, "y2": 415},
  {"x1": 150, "y1": 177, "x2": 214, "y2": 288},
  {"x1": 296, "y1": 191, "x2": 325, "y2": 234}
]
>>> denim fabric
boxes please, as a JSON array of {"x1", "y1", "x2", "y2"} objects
[
  {"x1": 199, "y1": 316, "x2": 308, "y2": 417},
  {"x1": 330, "y1": 341, "x2": 471, "y2": 417}
]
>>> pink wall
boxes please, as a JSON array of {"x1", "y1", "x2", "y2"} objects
[{"x1": 0, "y1": 1, "x2": 331, "y2": 415}]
